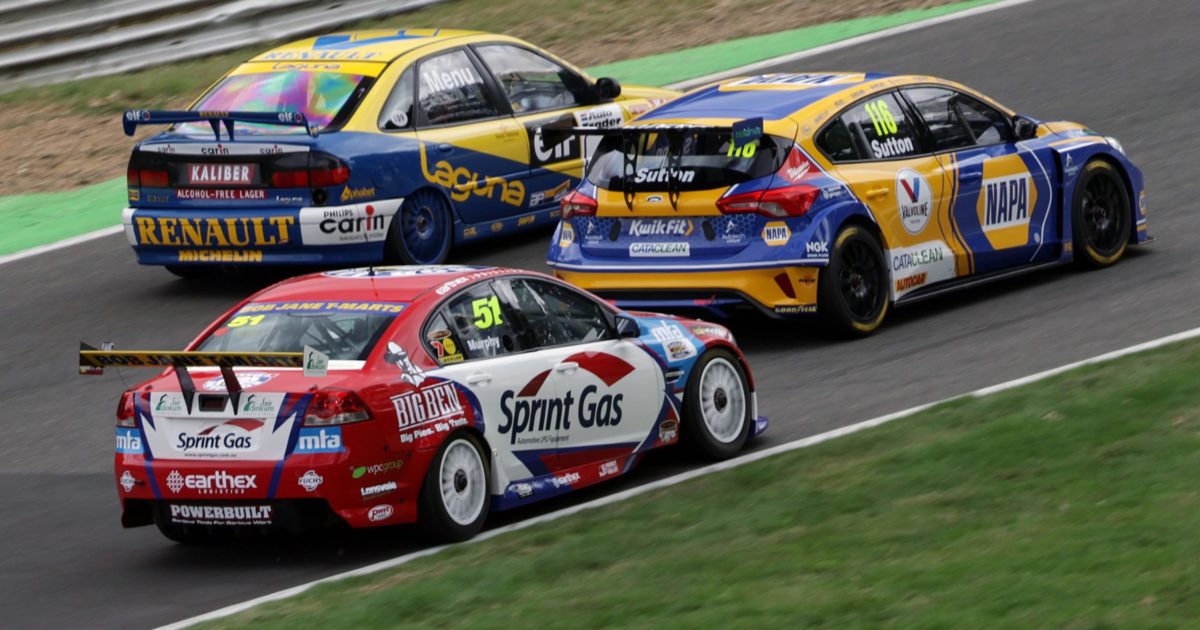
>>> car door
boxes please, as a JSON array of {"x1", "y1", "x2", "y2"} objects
[
  {"x1": 901, "y1": 86, "x2": 1056, "y2": 274},
  {"x1": 494, "y1": 277, "x2": 664, "y2": 472},
  {"x1": 816, "y1": 91, "x2": 960, "y2": 301},
  {"x1": 412, "y1": 48, "x2": 530, "y2": 226},
  {"x1": 473, "y1": 43, "x2": 623, "y2": 211}
]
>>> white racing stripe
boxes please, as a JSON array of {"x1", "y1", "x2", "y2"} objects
[
  {"x1": 0, "y1": 225, "x2": 124, "y2": 266},
  {"x1": 159, "y1": 323, "x2": 1200, "y2": 630}
]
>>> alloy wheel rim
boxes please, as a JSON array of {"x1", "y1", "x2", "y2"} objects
[
  {"x1": 699, "y1": 358, "x2": 746, "y2": 444},
  {"x1": 439, "y1": 440, "x2": 486, "y2": 526}
]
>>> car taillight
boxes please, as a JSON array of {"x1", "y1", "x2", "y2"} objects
[
  {"x1": 303, "y1": 389, "x2": 371, "y2": 426},
  {"x1": 561, "y1": 190, "x2": 597, "y2": 220},
  {"x1": 271, "y1": 152, "x2": 350, "y2": 189},
  {"x1": 271, "y1": 170, "x2": 310, "y2": 188},
  {"x1": 716, "y1": 185, "x2": 819, "y2": 218},
  {"x1": 116, "y1": 391, "x2": 136, "y2": 427},
  {"x1": 127, "y1": 168, "x2": 168, "y2": 188},
  {"x1": 310, "y1": 166, "x2": 350, "y2": 187}
]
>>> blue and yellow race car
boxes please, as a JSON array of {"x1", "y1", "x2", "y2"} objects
[
  {"x1": 121, "y1": 29, "x2": 676, "y2": 276},
  {"x1": 546, "y1": 73, "x2": 1148, "y2": 335}
]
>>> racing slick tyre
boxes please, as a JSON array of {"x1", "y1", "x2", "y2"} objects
[
  {"x1": 818, "y1": 225, "x2": 890, "y2": 337},
  {"x1": 418, "y1": 431, "x2": 491, "y2": 542},
  {"x1": 1072, "y1": 160, "x2": 1130, "y2": 268},
  {"x1": 682, "y1": 349, "x2": 753, "y2": 460},
  {"x1": 387, "y1": 188, "x2": 453, "y2": 265}
]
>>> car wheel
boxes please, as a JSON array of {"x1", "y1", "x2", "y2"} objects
[
  {"x1": 1072, "y1": 160, "x2": 1130, "y2": 268},
  {"x1": 818, "y1": 225, "x2": 890, "y2": 336},
  {"x1": 418, "y1": 431, "x2": 490, "y2": 542},
  {"x1": 387, "y1": 189, "x2": 452, "y2": 265},
  {"x1": 682, "y1": 349, "x2": 752, "y2": 460}
]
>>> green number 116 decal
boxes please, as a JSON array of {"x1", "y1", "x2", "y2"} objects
[
  {"x1": 472, "y1": 295, "x2": 504, "y2": 329},
  {"x1": 864, "y1": 98, "x2": 899, "y2": 137}
]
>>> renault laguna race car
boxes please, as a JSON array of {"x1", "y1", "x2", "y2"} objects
[
  {"x1": 80, "y1": 266, "x2": 764, "y2": 542},
  {"x1": 546, "y1": 73, "x2": 1148, "y2": 335},
  {"x1": 121, "y1": 29, "x2": 676, "y2": 276}
]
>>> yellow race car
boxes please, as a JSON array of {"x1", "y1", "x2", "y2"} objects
[{"x1": 120, "y1": 29, "x2": 676, "y2": 273}]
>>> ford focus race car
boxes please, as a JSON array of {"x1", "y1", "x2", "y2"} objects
[
  {"x1": 80, "y1": 266, "x2": 764, "y2": 542},
  {"x1": 121, "y1": 29, "x2": 676, "y2": 276},
  {"x1": 546, "y1": 73, "x2": 1148, "y2": 335}
]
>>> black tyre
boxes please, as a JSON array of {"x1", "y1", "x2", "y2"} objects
[
  {"x1": 386, "y1": 189, "x2": 453, "y2": 265},
  {"x1": 817, "y1": 225, "x2": 890, "y2": 336},
  {"x1": 418, "y1": 431, "x2": 490, "y2": 542},
  {"x1": 682, "y1": 349, "x2": 753, "y2": 460},
  {"x1": 1072, "y1": 160, "x2": 1130, "y2": 268}
]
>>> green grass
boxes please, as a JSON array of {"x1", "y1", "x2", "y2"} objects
[{"x1": 202, "y1": 339, "x2": 1200, "y2": 628}]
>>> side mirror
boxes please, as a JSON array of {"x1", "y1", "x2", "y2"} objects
[
  {"x1": 594, "y1": 77, "x2": 622, "y2": 101},
  {"x1": 1013, "y1": 115, "x2": 1038, "y2": 140},
  {"x1": 615, "y1": 314, "x2": 640, "y2": 338}
]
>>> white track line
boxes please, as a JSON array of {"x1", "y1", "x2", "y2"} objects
[
  {"x1": 161, "y1": 323, "x2": 1200, "y2": 630},
  {"x1": 1, "y1": 0, "x2": 1041, "y2": 268}
]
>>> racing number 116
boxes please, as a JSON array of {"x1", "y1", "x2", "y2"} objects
[
  {"x1": 865, "y1": 99, "x2": 898, "y2": 137},
  {"x1": 472, "y1": 296, "x2": 503, "y2": 329}
]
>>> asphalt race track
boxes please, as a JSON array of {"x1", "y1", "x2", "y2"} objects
[{"x1": 2, "y1": 0, "x2": 1197, "y2": 626}]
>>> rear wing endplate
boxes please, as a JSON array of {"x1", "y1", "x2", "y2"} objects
[
  {"x1": 122, "y1": 109, "x2": 316, "y2": 140},
  {"x1": 79, "y1": 343, "x2": 321, "y2": 415},
  {"x1": 538, "y1": 118, "x2": 763, "y2": 211}
]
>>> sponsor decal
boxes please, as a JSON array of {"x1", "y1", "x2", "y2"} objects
[
  {"x1": 499, "y1": 386, "x2": 624, "y2": 446},
  {"x1": 169, "y1": 504, "x2": 273, "y2": 526},
  {"x1": 463, "y1": 226, "x2": 478, "y2": 238},
  {"x1": 491, "y1": 221, "x2": 504, "y2": 233},
  {"x1": 777, "y1": 148, "x2": 813, "y2": 183},
  {"x1": 297, "y1": 470, "x2": 324, "y2": 492},
  {"x1": 518, "y1": 214, "x2": 536, "y2": 226},
  {"x1": 237, "y1": 301, "x2": 405, "y2": 315},
  {"x1": 762, "y1": 221, "x2": 791, "y2": 246},
  {"x1": 773, "y1": 304, "x2": 817, "y2": 315},
  {"x1": 512, "y1": 482, "x2": 534, "y2": 498},
  {"x1": 665, "y1": 338, "x2": 697, "y2": 362},
  {"x1": 659, "y1": 418, "x2": 678, "y2": 443},
  {"x1": 392, "y1": 381, "x2": 468, "y2": 443},
  {"x1": 340, "y1": 186, "x2": 375, "y2": 203},
  {"x1": 530, "y1": 122, "x2": 580, "y2": 167},
  {"x1": 295, "y1": 427, "x2": 344, "y2": 454},
  {"x1": 718, "y1": 217, "x2": 746, "y2": 243},
  {"x1": 633, "y1": 168, "x2": 694, "y2": 184},
  {"x1": 428, "y1": 332, "x2": 463, "y2": 364},
  {"x1": 575, "y1": 103, "x2": 624, "y2": 129},
  {"x1": 387, "y1": 343, "x2": 426, "y2": 386},
  {"x1": 466, "y1": 336, "x2": 501, "y2": 353},
  {"x1": 187, "y1": 163, "x2": 255, "y2": 186},
  {"x1": 367, "y1": 504, "x2": 394, "y2": 522},
  {"x1": 154, "y1": 393, "x2": 186, "y2": 414},
  {"x1": 892, "y1": 242, "x2": 946, "y2": 271},
  {"x1": 628, "y1": 219, "x2": 693, "y2": 238},
  {"x1": 303, "y1": 204, "x2": 390, "y2": 244},
  {"x1": 119, "y1": 470, "x2": 137, "y2": 492},
  {"x1": 558, "y1": 223, "x2": 575, "y2": 248},
  {"x1": 630, "y1": 242, "x2": 690, "y2": 257},
  {"x1": 351, "y1": 460, "x2": 403, "y2": 479},
  {"x1": 872, "y1": 135, "x2": 916, "y2": 159},
  {"x1": 128, "y1": 188, "x2": 140, "y2": 202},
  {"x1": 176, "y1": 189, "x2": 266, "y2": 201},
  {"x1": 646, "y1": 195, "x2": 664, "y2": 204},
  {"x1": 241, "y1": 394, "x2": 276, "y2": 415},
  {"x1": 689, "y1": 324, "x2": 732, "y2": 340},
  {"x1": 304, "y1": 346, "x2": 329, "y2": 378},
  {"x1": 981, "y1": 173, "x2": 1031, "y2": 231},
  {"x1": 724, "y1": 73, "x2": 864, "y2": 89},
  {"x1": 896, "y1": 169, "x2": 932, "y2": 235},
  {"x1": 599, "y1": 460, "x2": 620, "y2": 478},
  {"x1": 822, "y1": 185, "x2": 844, "y2": 200},
  {"x1": 133, "y1": 216, "x2": 294, "y2": 247},
  {"x1": 116, "y1": 427, "x2": 144, "y2": 455},
  {"x1": 805, "y1": 240, "x2": 829, "y2": 256},
  {"x1": 165, "y1": 470, "x2": 258, "y2": 495},
  {"x1": 550, "y1": 472, "x2": 581, "y2": 488},
  {"x1": 178, "y1": 249, "x2": 264, "y2": 263},
  {"x1": 202, "y1": 372, "x2": 275, "y2": 392},
  {"x1": 145, "y1": 142, "x2": 309, "y2": 156},
  {"x1": 323, "y1": 265, "x2": 482, "y2": 279},
  {"x1": 650, "y1": 322, "x2": 686, "y2": 343},
  {"x1": 420, "y1": 144, "x2": 524, "y2": 206},
  {"x1": 175, "y1": 419, "x2": 263, "y2": 456},
  {"x1": 360, "y1": 481, "x2": 398, "y2": 498},
  {"x1": 895, "y1": 273, "x2": 927, "y2": 294}
]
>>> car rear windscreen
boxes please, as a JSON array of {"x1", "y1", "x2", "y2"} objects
[
  {"x1": 195, "y1": 301, "x2": 405, "y2": 361},
  {"x1": 175, "y1": 71, "x2": 368, "y2": 135},
  {"x1": 585, "y1": 131, "x2": 792, "y2": 192}
]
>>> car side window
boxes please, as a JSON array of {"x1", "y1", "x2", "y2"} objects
[
  {"x1": 378, "y1": 67, "x2": 414, "y2": 131},
  {"x1": 417, "y1": 50, "x2": 501, "y2": 126},
  {"x1": 904, "y1": 87, "x2": 975, "y2": 151},
  {"x1": 519, "y1": 279, "x2": 612, "y2": 345},
  {"x1": 838, "y1": 92, "x2": 921, "y2": 160},
  {"x1": 474, "y1": 44, "x2": 588, "y2": 114},
  {"x1": 815, "y1": 118, "x2": 861, "y2": 162},
  {"x1": 955, "y1": 93, "x2": 1013, "y2": 145},
  {"x1": 441, "y1": 283, "x2": 521, "y2": 360}
]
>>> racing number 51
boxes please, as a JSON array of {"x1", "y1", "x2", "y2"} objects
[{"x1": 472, "y1": 296, "x2": 503, "y2": 329}]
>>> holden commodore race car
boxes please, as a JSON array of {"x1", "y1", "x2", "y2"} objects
[
  {"x1": 546, "y1": 73, "x2": 1148, "y2": 335},
  {"x1": 79, "y1": 265, "x2": 765, "y2": 542},
  {"x1": 120, "y1": 29, "x2": 676, "y2": 277}
]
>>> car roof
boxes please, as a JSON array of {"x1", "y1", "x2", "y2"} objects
[
  {"x1": 250, "y1": 266, "x2": 519, "y2": 305},
  {"x1": 249, "y1": 28, "x2": 485, "y2": 64},
  {"x1": 638, "y1": 72, "x2": 893, "y2": 122}
]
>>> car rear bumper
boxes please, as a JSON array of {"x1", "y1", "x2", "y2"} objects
[
  {"x1": 552, "y1": 266, "x2": 821, "y2": 319},
  {"x1": 121, "y1": 200, "x2": 400, "y2": 266}
]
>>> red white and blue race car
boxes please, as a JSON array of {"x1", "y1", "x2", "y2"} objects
[{"x1": 80, "y1": 266, "x2": 765, "y2": 542}]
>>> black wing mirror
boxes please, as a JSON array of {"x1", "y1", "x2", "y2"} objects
[
  {"x1": 594, "y1": 77, "x2": 622, "y2": 101},
  {"x1": 1013, "y1": 115, "x2": 1038, "y2": 140},
  {"x1": 615, "y1": 314, "x2": 640, "y2": 338}
]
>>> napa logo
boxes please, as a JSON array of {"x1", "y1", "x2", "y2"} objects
[
  {"x1": 762, "y1": 221, "x2": 791, "y2": 246},
  {"x1": 975, "y1": 156, "x2": 1038, "y2": 250},
  {"x1": 896, "y1": 169, "x2": 932, "y2": 235}
]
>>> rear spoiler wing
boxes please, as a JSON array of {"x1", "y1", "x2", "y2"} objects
[
  {"x1": 538, "y1": 117, "x2": 763, "y2": 210},
  {"x1": 79, "y1": 342, "x2": 326, "y2": 415},
  {"x1": 122, "y1": 109, "x2": 316, "y2": 140}
]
